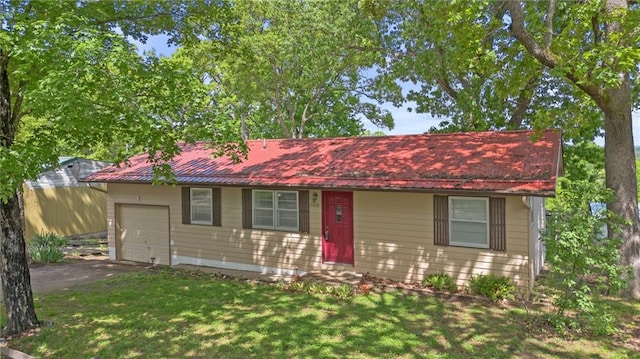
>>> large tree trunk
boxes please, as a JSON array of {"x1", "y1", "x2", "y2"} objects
[
  {"x1": 507, "y1": 0, "x2": 640, "y2": 298},
  {"x1": 1, "y1": 194, "x2": 40, "y2": 336},
  {"x1": 602, "y1": 0, "x2": 640, "y2": 298},
  {"x1": 603, "y1": 82, "x2": 640, "y2": 298},
  {"x1": 1, "y1": 49, "x2": 40, "y2": 335}
]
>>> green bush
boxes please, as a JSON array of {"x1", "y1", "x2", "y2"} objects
[
  {"x1": 422, "y1": 272, "x2": 457, "y2": 292},
  {"x1": 29, "y1": 232, "x2": 68, "y2": 263},
  {"x1": 468, "y1": 274, "x2": 515, "y2": 302},
  {"x1": 333, "y1": 284, "x2": 354, "y2": 299},
  {"x1": 543, "y1": 177, "x2": 627, "y2": 335},
  {"x1": 306, "y1": 281, "x2": 331, "y2": 295}
]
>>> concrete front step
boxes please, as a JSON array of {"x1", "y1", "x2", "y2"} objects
[{"x1": 300, "y1": 270, "x2": 362, "y2": 286}]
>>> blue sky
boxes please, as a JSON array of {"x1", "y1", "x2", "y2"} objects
[{"x1": 138, "y1": 35, "x2": 639, "y2": 146}]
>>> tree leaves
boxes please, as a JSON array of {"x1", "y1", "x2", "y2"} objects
[
  {"x1": 1, "y1": 0, "x2": 243, "y2": 198},
  {"x1": 369, "y1": 0, "x2": 637, "y2": 142},
  {"x1": 184, "y1": 0, "x2": 392, "y2": 139}
]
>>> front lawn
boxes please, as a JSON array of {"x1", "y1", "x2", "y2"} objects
[{"x1": 4, "y1": 269, "x2": 639, "y2": 358}]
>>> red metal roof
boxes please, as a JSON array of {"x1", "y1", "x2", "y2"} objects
[{"x1": 83, "y1": 130, "x2": 563, "y2": 196}]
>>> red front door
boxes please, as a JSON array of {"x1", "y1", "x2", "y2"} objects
[{"x1": 322, "y1": 191, "x2": 354, "y2": 264}]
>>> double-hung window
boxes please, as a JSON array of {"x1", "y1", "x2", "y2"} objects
[
  {"x1": 252, "y1": 190, "x2": 299, "y2": 231},
  {"x1": 449, "y1": 197, "x2": 489, "y2": 248},
  {"x1": 182, "y1": 187, "x2": 220, "y2": 226},
  {"x1": 190, "y1": 188, "x2": 213, "y2": 225},
  {"x1": 434, "y1": 195, "x2": 505, "y2": 251}
]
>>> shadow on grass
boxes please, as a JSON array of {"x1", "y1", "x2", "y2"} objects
[{"x1": 6, "y1": 270, "x2": 639, "y2": 358}]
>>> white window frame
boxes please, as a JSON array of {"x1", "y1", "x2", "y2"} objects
[
  {"x1": 448, "y1": 196, "x2": 489, "y2": 249},
  {"x1": 252, "y1": 190, "x2": 299, "y2": 231},
  {"x1": 190, "y1": 188, "x2": 213, "y2": 225}
]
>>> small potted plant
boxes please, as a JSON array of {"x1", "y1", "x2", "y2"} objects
[{"x1": 358, "y1": 283, "x2": 373, "y2": 295}]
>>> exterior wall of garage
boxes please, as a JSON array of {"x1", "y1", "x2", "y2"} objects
[{"x1": 106, "y1": 183, "x2": 537, "y2": 288}]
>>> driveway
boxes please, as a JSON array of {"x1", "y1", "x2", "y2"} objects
[{"x1": 28, "y1": 257, "x2": 148, "y2": 294}]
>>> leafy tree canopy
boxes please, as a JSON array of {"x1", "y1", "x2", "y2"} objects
[
  {"x1": 370, "y1": 0, "x2": 638, "y2": 143},
  {"x1": 180, "y1": 0, "x2": 395, "y2": 139},
  {"x1": 1, "y1": 0, "x2": 243, "y2": 199}
]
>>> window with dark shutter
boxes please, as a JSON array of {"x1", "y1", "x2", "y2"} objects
[
  {"x1": 489, "y1": 197, "x2": 506, "y2": 251},
  {"x1": 433, "y1": 195, "x2": 449, "y2": 246},
  {"x1": 298, "y1": 190, "x2": 310, "y2": 233},
  {"x1": 242, "y1": 189, "x2": 252, "y2": 229},
  {"x1": 434, "y1": 195, "x2": 506, "y2": 251},
  {"x1": 182, "y1": 187, "x2": 221, "y2": 226},
  {"x1": 182, "y1": 187, "x2": 191, "y2": 224},
  {"x1": 212, "y1": 188, "x2": 222, "y2": 227}
]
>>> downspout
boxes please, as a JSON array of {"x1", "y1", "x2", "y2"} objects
[
  {"x1": 522, "y1": 195, "x2": 535, "y2": 292},
  {"x1": 522, "y1": 196, "x2": 530, "y2": 209}
]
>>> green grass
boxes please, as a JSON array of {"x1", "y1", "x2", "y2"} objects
[{"x1": 4, "y1": 269, "x2": 639, "y2": 358}]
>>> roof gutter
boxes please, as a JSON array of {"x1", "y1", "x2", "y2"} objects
[{"x1": 86, "y1": 182, "x2": 108, "y2": 193}]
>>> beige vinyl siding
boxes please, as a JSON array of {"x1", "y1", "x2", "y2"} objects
[
  {"x1": 23, "y1": 184, "x2": 107, "y2": 241},
  {"x1": 107, "y1": 184, "x2": 533, "y2": 288},
  {"x1": 353, "y1": 191, "x2": 532, "y2": 288},
  {"x1": 107, "y1": 184, "x2": 323, "y2": 272}
]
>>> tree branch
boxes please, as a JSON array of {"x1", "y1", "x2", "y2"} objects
[
  {"x1": 435, "y1": 46, "x2": 458, "y2": 100},
  {"x1": 505, "y1": 0, "x2": 603, "y2": 104},
  {"x1": 544, "y1": 0, "x2": 556, "y2": 49},
  {"x1": 506, "y1": 1, "x2": 558, "y2": 68},
  {"x1": 591, "y1": 12, "x2": 601, "y2": 44},
  {"x1": 508, "y1": 71, "x2": 541, "y2": 129},
  {"x1": 11, "y1": 80, "x2": 26, "y2": 124}
]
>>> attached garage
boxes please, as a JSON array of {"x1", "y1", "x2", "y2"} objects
[{"x1": 117, "y1": 204, "x2": 170, "y2": 265}]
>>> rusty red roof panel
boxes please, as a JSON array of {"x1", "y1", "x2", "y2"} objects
[{"x1": 83, "y1": 130, "x2": 563, "y2": 196}]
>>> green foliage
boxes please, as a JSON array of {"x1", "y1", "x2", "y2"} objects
[
  {"x1": 306, "y1": 281, "x2": 329, "y2": 295},
  {"x1": 372, "y1": 2, "x2": 601, "y2": 140},
  {"x1": 289, "y1": 281, "x2": 306, "y2": 292},
  {"x1": 8, "y1": 270, "x2": 640, "y2": 357},
  {"x1": 544, "y1": 177, "x2": 628, "y2": 332},
  {"x1": 183, "y1": 0, "x2": 392, "y2": 139},
  {"x1": 284, "y1": 280, "x2": 354, "y2": 299},
  {"x1": 1, "y1": 1, "x2": 245, "y2": 200},
  {"x1": 372, "y1": 1, "x2": 639, "y2": 141},
  {"x1": 561, "y1": 141, "x2": 605, "y2": 182},
  {"x1": 546, "y1": 305, "x2": 618, "y2": 337},
  {"x1": 422, "y1": 272, "x2": 457, "y2": 292},
  {"x1": 28, "y1": 232, "x2": 68, "y2": 264},
  {"x1": 468, "y1": 274, "x2": 515, "y2": 302},
  {"x1": 333, "y1": 284, "x2": 355, "y2": 299}
]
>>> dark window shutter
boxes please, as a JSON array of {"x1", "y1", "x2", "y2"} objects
[
  {"x1": 182, "y1": 187, "x2": 191, "y2": 224},
  {"x1": 489, "y1": 197, "x2": 506, "y2": 251},
  {"x1": 298, "y1": 190, "x2": 309, "y2": 233},
  {"x1": 434, "y1": 195, "x2": 449, "y2": 246},
  {"x1": 212, "y1": 188, "x2": 222, "y2": 226},
  {"x1": 242, "y1": 189, "x2": 252, "y2": 229}
]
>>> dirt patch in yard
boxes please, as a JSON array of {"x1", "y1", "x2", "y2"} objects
[
  {"x1": 2, "y1": 237, "x2": 146, "y2": 297},
  {"x1": 21, "y1": 238, "x2": 148, "y2": 295},
  {"x1": 28, "y1": 258, "x2": 148, "y2": 294}
]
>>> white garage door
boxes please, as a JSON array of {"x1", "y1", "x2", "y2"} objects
[{"x1": 119, "y1": 205, "x2": 170, "y2": 265}]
